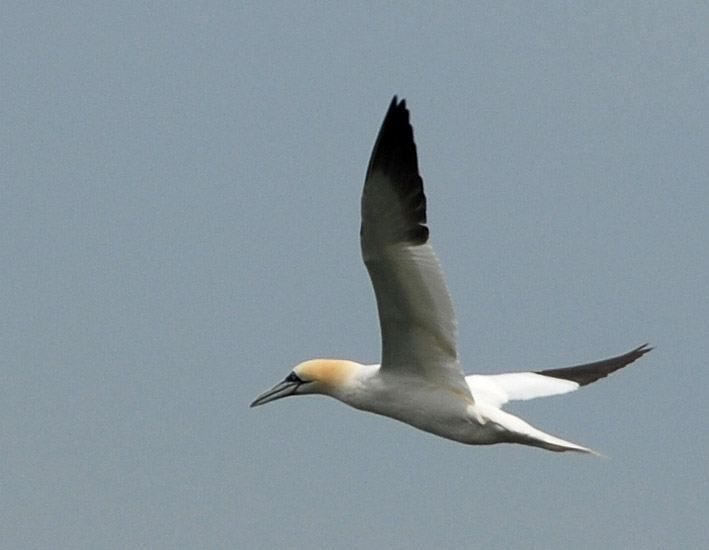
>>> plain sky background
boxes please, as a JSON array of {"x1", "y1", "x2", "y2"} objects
[{"x1": 2, "y1": 3, "x2": 708, "y2": 549}]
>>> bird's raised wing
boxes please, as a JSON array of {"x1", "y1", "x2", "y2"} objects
[
  {"x1": 466, "y1": 344, "x2": 652, "y2": 408},
  {"x1": 360, "y1": 97, "x2": 471, "y2": 398}
]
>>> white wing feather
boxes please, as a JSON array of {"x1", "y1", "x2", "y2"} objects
[
  {"x1": 466, "y1": 373, "x2": 579, "y2": 408},
  {"x1": 361, "y1": 98, "x2": 470, "y2": 398}
]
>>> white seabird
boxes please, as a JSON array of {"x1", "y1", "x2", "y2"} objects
[{"x1": 251, "y1": 97, "x2": 651, "y2": 454}]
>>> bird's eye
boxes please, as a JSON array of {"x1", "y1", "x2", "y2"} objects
[{"x1": 285, "y1": 372, "x2": 302, "y2": 383}]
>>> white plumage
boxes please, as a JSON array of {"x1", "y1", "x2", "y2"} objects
[{"x1": 251, "y1": 97, "x2": 651, "y2": 454}]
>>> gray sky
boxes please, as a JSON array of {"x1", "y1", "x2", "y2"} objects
[{"x1": 2, "y1": 3, "x2": 708, "y2": 549}]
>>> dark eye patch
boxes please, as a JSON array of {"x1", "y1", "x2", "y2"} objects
[{"x1": 285, "y1": 372, "x2": 303, "y2": 383}]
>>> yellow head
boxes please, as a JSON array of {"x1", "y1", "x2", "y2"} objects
[{"x1": 250, "y1": 359, "x2": 360, "y2": 407}]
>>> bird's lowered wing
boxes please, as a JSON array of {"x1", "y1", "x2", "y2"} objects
[{"x1": 466, "y1": 344, "x2": 652, "y2": 407}]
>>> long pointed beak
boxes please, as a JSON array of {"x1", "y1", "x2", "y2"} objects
[{"x1": 250, "y1": 380, "x2": 301, "y2": 407}]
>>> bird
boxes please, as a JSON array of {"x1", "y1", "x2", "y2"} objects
[{"x1": 251, "y1": 96, "x2": 652, "y2": 454}]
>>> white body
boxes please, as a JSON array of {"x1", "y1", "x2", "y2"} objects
[{"x1": 322, "y1": 362, "x2": 595, "y2": 452}]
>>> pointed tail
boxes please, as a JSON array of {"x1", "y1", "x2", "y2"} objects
[{"x1": 480, "y1": 404, "x2": 601, "y2": 455}]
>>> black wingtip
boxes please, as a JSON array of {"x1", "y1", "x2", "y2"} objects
[
  {"x1": 364, "y1": 96, "x2": 429, "y2": 245},
  {"x1": 627, "y1": 343, "x2": 654, "y2": 362},
  {"x1": 535, "y1": 343, "x2": 653, "y2": 387}
]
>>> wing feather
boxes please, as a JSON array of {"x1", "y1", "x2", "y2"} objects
[
  {"x1": 467, "y1": 344, "x2": 652, "y2": 407},
  {"x1": 361, "y1": 97, "x2": 470, "y2": 397}
]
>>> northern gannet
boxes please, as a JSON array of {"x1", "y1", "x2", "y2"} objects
[{"x1": 251, "y1": 97, "x2": 651, "y2": 454}]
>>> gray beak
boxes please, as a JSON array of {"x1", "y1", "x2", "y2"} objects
[{"x1": 250, "y1": 379, "x2": 301, "y2": 407}]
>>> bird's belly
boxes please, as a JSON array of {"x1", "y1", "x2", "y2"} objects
[{"x1": 346, "y1": 382, "x2": 502, "y2": 445}]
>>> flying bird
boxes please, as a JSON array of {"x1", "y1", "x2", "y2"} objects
[{"x1": 251, "y1": 97, "x2": 651, "y2": 454}]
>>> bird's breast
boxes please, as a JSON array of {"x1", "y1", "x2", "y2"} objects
[{"x1": 340, "y1": 374, "x2": 483, "y2": 442}]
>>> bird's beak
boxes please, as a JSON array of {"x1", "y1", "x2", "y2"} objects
[{"x1": 250, "y1": 379, "x2": 301, "y2": 407}]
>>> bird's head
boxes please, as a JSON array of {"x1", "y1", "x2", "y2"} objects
[{"x1": 250, "y1": 359, "x2": 360, "y2": 407}]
